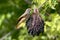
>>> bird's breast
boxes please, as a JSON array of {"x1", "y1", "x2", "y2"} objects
[{"x1": 26, "y1": 13, "x2": 44, "y2": 36}]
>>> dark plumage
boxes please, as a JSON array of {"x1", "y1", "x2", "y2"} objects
[{"x1": 26, "y1": 8, "x2": 44, "y2": 36}]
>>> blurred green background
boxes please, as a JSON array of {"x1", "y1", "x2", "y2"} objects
[{"x1": 0, "y1": 0, "x2": 60, "y2": 40}]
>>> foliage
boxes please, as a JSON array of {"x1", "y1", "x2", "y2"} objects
[{"x1": 0, "y1": 0, "x2": 60, "y2": 40}]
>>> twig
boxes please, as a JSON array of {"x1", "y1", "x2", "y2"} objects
[
  {"x1": 0, "y1": 31, "x2": 12, "y2": 40},
  {"x1": 0, "y1": 28, "x2": 16, "y2": 40},
  {"x1": 24, "y1": 0, "x2": 32, "y2": 4},
  {"x1": 38, "y1": 0, "x2": 49, "y2": 10}
]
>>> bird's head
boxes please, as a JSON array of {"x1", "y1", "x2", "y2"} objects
[{"x1": 33, "y1": 8, "x2": 39, "y2": 14}]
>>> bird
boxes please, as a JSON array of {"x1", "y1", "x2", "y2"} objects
[
  {"x1": 16, "y1": 8, "x2": 31, "y2": 29},
  {"x1": 26, "y1": 8, "x2": 44, "y2": 36}
]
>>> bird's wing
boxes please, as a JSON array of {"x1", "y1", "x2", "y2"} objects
[
  {"x1": 18, "y1": 12, "x2": 27, "y2": 21},
  {"x1": 16, "y1": 17, "x2": 26, "y2": 29},
  {"x1": 16, "y1": 13, "x2": 30, "y2": 29}
]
